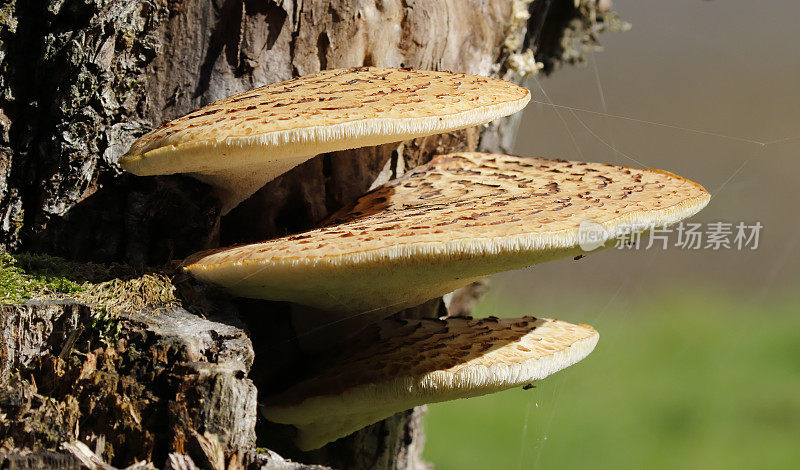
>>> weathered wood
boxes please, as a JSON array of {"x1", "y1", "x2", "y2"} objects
[
  {"x1": 0, "y1": 450, "x2": 82, "y2": 470},
  {"x1": 0, "y1": 300, "x2": 257, "y2": 466}
]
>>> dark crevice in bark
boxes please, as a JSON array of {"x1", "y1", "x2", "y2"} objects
[
  {"x1": 195, "y1": 0, "x2": 245, "y2": 97},
  {"x1": 316, "y1": 31, "x2": 329, "y2": 70},
  {"x1": 526, "y1": 0, "x2": 554, "y2": 50},
  {"x1": 261, "y1": 0, "x2": 288, "y2": 51},
  {"x1": 535, "y1": 0, "x2": 605, "y2": 74},
  {"x1": 288, "y1": 0, "x2": 303, "y2": 78},
  {"x1": 321, "y1": 154, "x2": 337, "y2": 215},
  {"x1": 5, "y1": 2, "x2": 51, "y2": 250}
]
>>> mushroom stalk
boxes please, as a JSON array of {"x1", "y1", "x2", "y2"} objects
[{"x1": 190, "y1": 156, "x2": 314, "y2": 215}]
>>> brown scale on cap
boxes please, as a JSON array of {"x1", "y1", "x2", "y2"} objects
[
  {"x1": 119, "y1": 68, "x2": 530, "y2": 214},
  {"x1": 184, "y1": 152, "x2": 710, "y2": 316},
  {"x1": 261, "y1": 316, "x2": 598, "y2": 450}
]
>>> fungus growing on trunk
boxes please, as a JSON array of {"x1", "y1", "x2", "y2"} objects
[
  {"x1": 261, "y1": 315, "x2": 598, "y2": 450},
  {"x1": 119, "y1": 67, "x2": 530, "y2": 214},
  {"x1": 184, "y1": 153, "x2": 710, "y2": 316}
]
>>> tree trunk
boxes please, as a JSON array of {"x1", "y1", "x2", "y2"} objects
[{"x1": 0, "y1": 0, "x2": 622, "y2": 468}]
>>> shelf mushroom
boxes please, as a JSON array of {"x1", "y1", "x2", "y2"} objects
[
  {"x1": 184, "y1": 152, "x2": 710, "y2": 316},
  {"x1": 119, "y1": 67, "x2": 530, "y2": 214},
  {"x1": 261, "y1": 315, "x2": 599, "y2": 450}
]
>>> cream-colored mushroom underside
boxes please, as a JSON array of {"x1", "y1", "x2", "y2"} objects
[
  {"x1": 261, "y1": 317, "x2": 598, "y2": 450},
  {"x1": 186, "y1": 153, "x2": 710, "y2": 315}
]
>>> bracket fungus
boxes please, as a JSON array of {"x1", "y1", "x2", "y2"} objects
[
  {"x1": 261, "y1": 315, "x2": 598, "y2": 450},
  {"x1": 119, "y1": 67, "x2": 530, "y2": 214},
  {"x1": 184, "y1": 153, "x2": 710, "y2": 316}
]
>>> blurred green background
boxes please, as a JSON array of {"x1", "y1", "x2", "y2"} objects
[
  {"x1": 424, "y1": 0, "x2": 800, "y2": 468},
  {"x1": 425, "y1": 291, "x2": 800, "y2": 469}
]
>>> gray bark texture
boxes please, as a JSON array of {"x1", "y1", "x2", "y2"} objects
[{"x1": 0, "y1": 0, "x2": 622, "y2": 468}]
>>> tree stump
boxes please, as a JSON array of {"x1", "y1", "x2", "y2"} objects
[{"x1": 0, "y1": 1, "x2": 623, "y2": 468}]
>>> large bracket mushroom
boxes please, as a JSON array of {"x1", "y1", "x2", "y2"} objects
[
  {"x1": 184, "y1": 153, "x2": 710, "y2": 318},
  {"x1": 119, "y1": 67, "x2": 530, "y2": 214},
  {"x1": 261, "y1": 315, "x2": 598, "y2": 450}
]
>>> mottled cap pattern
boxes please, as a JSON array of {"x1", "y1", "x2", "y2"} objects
[
  {"x1": 261, "y1": 316, "x2": 599, "y2": 450},
  {"x1": 119, "y1": 67, "x2": 530, "y2": 213},
  {"x1": 124, "y1": 67, "x2": 530, "y2": 163},
  {"x1": 184, "y1": 152, "x2": 710, "y2": 315}
]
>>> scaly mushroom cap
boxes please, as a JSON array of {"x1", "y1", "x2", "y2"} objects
[
  {"x1": 261, "y1": 316, "x2": 598, "y2": 450},
  {"x1": 184, "y1": 153, "x2": 710, "y2": 315},
  {"x1": 119, "y1": 67, "x2": 530, "y2": 213}
]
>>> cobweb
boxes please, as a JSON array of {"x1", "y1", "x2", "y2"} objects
[
  {"x1": 269, "y1": 33, "x2": 800, "y2": 376},
  {"x1": 271, "y1": 46, "x2": 800, "y2": 349},
  {"x1": 513, "y1": 39, "x2": 800, "y2": 465}
]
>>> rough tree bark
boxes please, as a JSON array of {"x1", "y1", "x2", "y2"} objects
[{"x1": 0, "y1": 1, "x2": 622, "y2": 468}]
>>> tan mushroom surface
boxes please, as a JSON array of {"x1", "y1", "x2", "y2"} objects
[
  {"x1": 184, "y1": 152, "x2": 710, "y2": 315},
  {"x1": 261, "y1": 315, "x2": 598, "y2": 450},
  {"x1": 119, "y1": 67, "x2": 530, "y2": 213}
]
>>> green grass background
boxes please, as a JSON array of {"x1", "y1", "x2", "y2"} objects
[{"x1": 423, "y1": 289, "x2": 800, "y2": 469}]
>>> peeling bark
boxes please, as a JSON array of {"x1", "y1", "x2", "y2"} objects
[{"x1": 0, "y1": 301, "x2": 256, "y2": 464}]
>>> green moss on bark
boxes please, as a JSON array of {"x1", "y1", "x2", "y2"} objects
[
  {"x1": 0, "y1": 251, "x2": 84, "y2": 303},
  {"x1": 0, "y1": 251, "x2": 180, "y2": 316}
]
